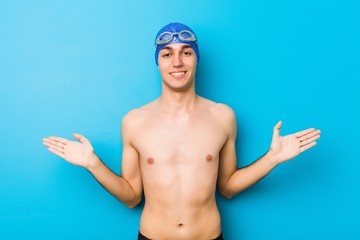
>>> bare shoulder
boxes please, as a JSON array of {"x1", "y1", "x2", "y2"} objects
[
  {"x1": 198, "y1": 97, "x2": 237, "y2": 136},
  {"x1": 213, "y1": 103, "x2": 235, "y2": 120},
  {"x1": 200, "y1": 97, "x2": 236, "y2": 121},
  {"x1": 122, "y1": 100, "x2": 158, "y2": 131}
]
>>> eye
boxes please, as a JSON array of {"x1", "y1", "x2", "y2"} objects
[
  {"x1": 161, "y1": 52, "x2": 171, "y2": 58},
  {"x1": 183, "y1": 51, "x2": 193, "y2": 56}
]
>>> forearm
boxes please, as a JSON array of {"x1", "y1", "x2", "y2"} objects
[
  {"x1": 86, "y1": 154, "x2": 140, "y2": 208},
  {"x1": 222, "y1": 151, "x2": 279, "y2": 198}
]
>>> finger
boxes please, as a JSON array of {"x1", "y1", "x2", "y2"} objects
[
  {"x1": 43, "y1": 141, "x2": 65, "y2": 153},
  {"x1": 300, "y1": 141, "x2": 317, "y2": 152},
  {"x1": 43, "y1": 138, "x2": 66, "y2": 149},
  {"x1": 294, "y1": 128, "x2": 316, "y2": 138},
  {"x1": 298, "y1": 130, "x2": 321, "y2": 142},
  {"x1": 47, "y1": 147, "x2": 66, "y2": 159},
  {"x1": 73, "y1": 133, "x2": 86, "y2": 143},
  {"x1": 273, "y1": 121, "x2": 282, "y2": 136},
  {"x1": 300, "y1": 134, "x2": 321, "y2": 146},
  {"x1": 47, "y1": 136, "x2": 69, "y2": 144}
]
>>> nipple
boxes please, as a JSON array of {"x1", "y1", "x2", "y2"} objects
[
  {"x1": 147, "y1": 157, "x2": 154, "y2": 165},
  {"x1": 206, "y1": 154, "x2": 213, "y2": 162}
]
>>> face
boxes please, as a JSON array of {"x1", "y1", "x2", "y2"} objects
[{"x1": 157, "y1": 43, "x2": 197, "y2": 92}]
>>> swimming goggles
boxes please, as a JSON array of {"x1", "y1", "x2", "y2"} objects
[{"x1": 155, "y1": 30, "x2": 198, "y2": 47}]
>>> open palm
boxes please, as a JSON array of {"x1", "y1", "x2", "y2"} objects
[
  {"x1": 42, "y1": 133, "x2": 94, "y2": 168},
  {"x1": 270, "y1": 121, "x2": 320, "y2": 163}
]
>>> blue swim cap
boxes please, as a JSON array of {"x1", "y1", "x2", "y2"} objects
[{"x1": 154, "y1": 22, "x2": 200, "y2": 65}]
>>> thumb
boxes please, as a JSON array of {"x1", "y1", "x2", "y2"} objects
[
  {"x1": 73, "y1": 133, "x2": 86, "y2": 143},
  {"x1": 273, "y1": 121, "x2": 282, "y2": 137}
]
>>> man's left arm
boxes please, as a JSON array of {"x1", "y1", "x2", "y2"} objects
[{"x1": 217, "y1": 109, "x2": 321, "y2": 199}]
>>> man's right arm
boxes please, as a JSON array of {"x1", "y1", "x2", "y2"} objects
[
  {"x1": 42, "y1": 114, "x2": 143, "y2": 208},
  {"x1": 86, "y1": 151, "x2": 141, "y2": 208},
  {"x1": 87, "y1": 114, "x2": 143, "y2": 208}
]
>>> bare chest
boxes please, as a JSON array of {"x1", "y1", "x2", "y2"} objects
[{"x1": 133, "y1": 114, "x2": 227, "y2": 165}]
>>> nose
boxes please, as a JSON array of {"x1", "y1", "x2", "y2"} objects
[{"x1": 172, "y1": 52, "x2": 183, "y2": 67}]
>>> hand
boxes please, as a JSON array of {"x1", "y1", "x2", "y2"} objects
[
  {"x1": 42, "y1": 133, "x2": 95, "y2": 169},
  {"x1": 269, "y1": 121, "x2": 321, "y2": 164}
]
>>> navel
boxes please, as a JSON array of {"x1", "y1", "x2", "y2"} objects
[
  {"x1": 147, "y1": 157, "x2": 155, "y2": 165},
  {"x1": 206, "y1": 154, "x2": 213, "y2": 162}
]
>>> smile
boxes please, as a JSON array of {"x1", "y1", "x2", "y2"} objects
[{"x1": 170, "y1": 71, "x2": 186, "y2": 77}]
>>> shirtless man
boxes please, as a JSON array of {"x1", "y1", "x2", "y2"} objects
[{"x1": 42, "y1": 22, "x2": 321, "y2": 240}]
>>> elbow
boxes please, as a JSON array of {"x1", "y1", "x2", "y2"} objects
[
  {"x1": 223, "y1": 193, "x2": 234, "y2": 200},
  {"x1": 127, "y1": 203, "x2": 138, "y2": 209},
  {"x1": 218, "y1": 186, "x2": 235, "y2": 199},
  {"x1": 220, "y1": 191, "x2": 235, "y2": 200},
  {"x1": 125, "y1": 195, "x2": 142, "y2": 209}
]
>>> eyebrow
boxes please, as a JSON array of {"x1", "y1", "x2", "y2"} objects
[{"x1": 160, "y1": 45, "x2": 193, "y2": 51}]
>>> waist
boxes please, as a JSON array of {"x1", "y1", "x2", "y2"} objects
[
  {"x1": 140, "y1": 202, "x2": 221, "y2": 239},
  {"x1": 138, "y1": 231, "x2": 224, "y2": 240}
]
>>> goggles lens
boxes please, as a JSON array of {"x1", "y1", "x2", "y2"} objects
[{"x1": 156, "y1": 30, "x2": 197, "y2": 46}]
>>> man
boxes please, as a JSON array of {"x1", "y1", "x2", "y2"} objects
[{"x1": 42, "y1": 22, "x2": 320, "y2": 240}]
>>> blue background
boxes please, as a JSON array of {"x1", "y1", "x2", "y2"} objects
[{"x1": 1, "y1": 0, "x2": 359, "y2": 239}]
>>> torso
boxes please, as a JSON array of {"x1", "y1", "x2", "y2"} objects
[{"x1": 127, "y1": 97, "x2": 231, "y2": 240}]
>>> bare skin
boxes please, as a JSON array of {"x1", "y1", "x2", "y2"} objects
[{"x1": 42, "y1": 43, "x2": 321, "y2": 240}]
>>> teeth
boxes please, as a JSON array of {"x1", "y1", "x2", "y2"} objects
[{"x1": 170, "y1": 71, "x2": 185, "y2": 76}]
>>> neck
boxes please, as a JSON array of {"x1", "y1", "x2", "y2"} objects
[{"x1": 158, "y1": 87, "x2": 198, "y2": 114}]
